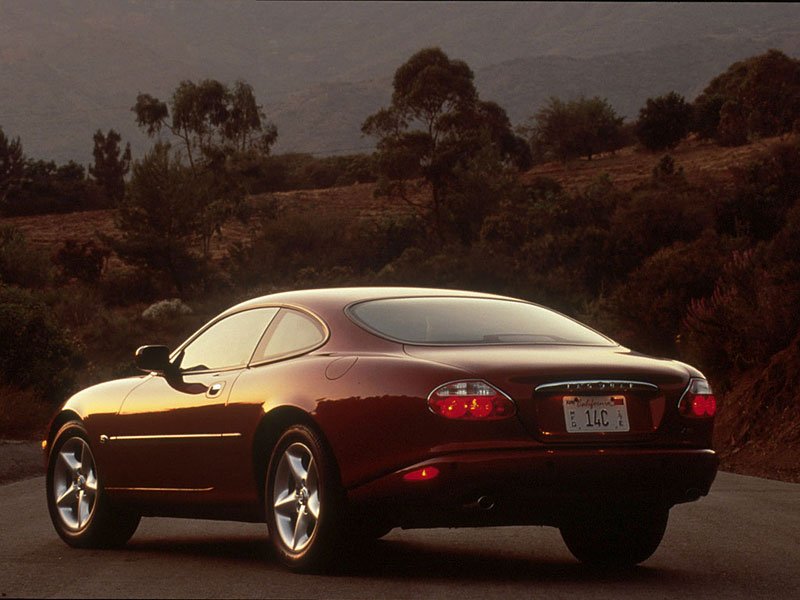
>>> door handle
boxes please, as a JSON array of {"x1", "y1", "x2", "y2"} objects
[{"x1": 206, "y1": 382, "x2": 224, "y2": 398}]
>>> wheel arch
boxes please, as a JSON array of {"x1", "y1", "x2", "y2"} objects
[
  {"x1": 47, "y1": 410, "x2": 82, "y2": 450},
  {"x1": 251, "y1": 405, "x2": 343, "y2": 508}
]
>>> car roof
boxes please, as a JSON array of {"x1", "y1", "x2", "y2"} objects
[{"x1": 225, "y1": 286, "x2": 515, "y2": 316}]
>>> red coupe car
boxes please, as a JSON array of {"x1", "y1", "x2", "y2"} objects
[{"x1": 44, "y1": 287, "x2": 718, "y2": 571}]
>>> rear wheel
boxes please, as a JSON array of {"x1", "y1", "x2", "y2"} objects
[
  {"x1": 265, "y1": 424, "x2": 345, "y2": 572},
  {"x1": 560, "y1": 507, "x2": 668, "y2": 568},
  {"x1": 46, "y1": 421, "x2": 140, "y2": 548}
]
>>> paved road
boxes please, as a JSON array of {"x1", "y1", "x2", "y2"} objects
[{"x1": 1, "y1": 472, "x2": 798, "y2": 599}]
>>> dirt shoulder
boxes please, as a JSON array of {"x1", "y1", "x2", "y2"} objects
[{"x1": 0, "y1": 440, "x2": 45, "y2": 485}]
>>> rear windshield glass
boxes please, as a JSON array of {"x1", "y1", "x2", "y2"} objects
[{"x1": 348, "y1": 297, "x2": 614, "y2": 346}]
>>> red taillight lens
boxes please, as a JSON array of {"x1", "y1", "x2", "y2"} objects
[
  {"x1": 680, "y1": 379, "x2": 717, "y2": 418},
  {"x1": 428, "y1": 380, "x2": 516, "y2": 420}
]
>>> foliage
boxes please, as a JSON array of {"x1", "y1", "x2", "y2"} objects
[
  {"x1": 0, "y1": 285, "x2": 83, "y2": 403},
  {"x1": 683, "y1": 248, "x2": 800, "y2": 385},
  {"x1": 106, "y1": 144, "x2": 205, "y2": 296},
  {"x1": 362, "y1": 47, "x2": 530, "y2": 241},
  {"x1": 603, "y1": 232, "x2": 726, "y2": 355},
  {"x1": 1, "y1": 157, "x2": 104, "y2": 216},
  {"x1": 231, "y1": 152, "x2": 377, "y2": 194},
  {"x1": 526, "y1": 96, "x2": 625, "y2": 164},
  {"x1": 228, "y1": 209, "x2": 424, "y2": 289},
  {"x1": 89, "y1": 129, "x2": 131, "y2": 205},
  {"x1": 692, "y1": 49, "x2": 800, "y2": 145},
  {"x1": 716, "y1": 141, "x2": 800, "y2": 241},
  {"x1": 133, "y1": 78, "x2": 277, "y2": 170},
  {"x1": 635, "y1": 92, "x2": 692, "y2": 151},
  {"x1": 54, "y1": 239, "x2": 110, "y2": 283},
  {"x1": 0, "y1": 225, "x2": 51, "y2": 288},
  {"x1": 0, "y1": 127, "x2": 26, "y2": 207},
  {"x1": 141, "y1": 298, "x2": 193, "y2": 321}
]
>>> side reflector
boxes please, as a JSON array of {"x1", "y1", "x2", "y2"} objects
[{"x1": 403, "y1": 466, "x2": 440, "y2": 481}]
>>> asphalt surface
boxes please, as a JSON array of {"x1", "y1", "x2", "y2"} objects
[{"x1": 1, "y1": 472, "x2": 798, "y2": 599}]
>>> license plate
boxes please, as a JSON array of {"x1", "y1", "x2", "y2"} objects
[{"x1": 563, "y1": 395, "x2": 630, "y2": 433}]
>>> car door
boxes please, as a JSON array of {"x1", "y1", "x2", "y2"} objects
[{"x1": 101, "y1": 307, "x2": 279, "y2": 494}]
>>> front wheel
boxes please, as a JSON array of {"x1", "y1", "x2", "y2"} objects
[
  {"x1": 46, "y1": 421, "x2": 140, "y2": 548},
  {"x1": 560, "y1": 507, "x2": 669, "y2": 568},
  {"x1": 265, "y1": 424, "x2": 345, "y2": 572}
]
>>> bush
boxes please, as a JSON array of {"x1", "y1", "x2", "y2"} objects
[
  {"x1": 228, "y1": 210, "x2": 423, "y2": 288},
  {"x1": 603, "y1": 232, "x2": 727, "y2": 356},
  {"x1": 635, "y1": 92, "x2": 692, "y2": 151},
  {"x1": 53, "y1": 239, "x2": 110, "y2": 283},
  {"x1": 0, "y1": 285, "x2": 83, "y2": 403},
  {"x1": 142, "y1": 298, "x2": 193, "y2": 321},
  {"x1": 716, "y1": 141, "x2": 800, "y2": 241},
  {"x1": 0, "y1": 225, "x2": 51, "y2": 287},
  {"x1": 682, "y1": 247, "x2": 800, "y2": 385}
]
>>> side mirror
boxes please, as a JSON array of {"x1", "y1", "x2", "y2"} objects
[{"x1": 135, "y1": 345, "x2": 172, "y2": 373}]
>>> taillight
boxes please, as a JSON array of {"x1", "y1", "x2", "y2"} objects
[
  {"x1": 679, "y1": 378, "x2": 717, "y2": 418},
  {"x1": 428, "y1": 380, "x2": 516, "y2": 420}
]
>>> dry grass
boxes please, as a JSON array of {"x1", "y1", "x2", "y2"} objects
[
  {"x1": 6, "y1": 136, "x2": 791, "y2": 267},
  {"x1": 523, "y1": 135, "x2": 789, "y2": 192},
  {"x1": 0, "y1": 385, "x2": 53, "y2": 440}
]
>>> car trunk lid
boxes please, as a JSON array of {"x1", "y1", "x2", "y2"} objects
[{"x1": 404, "y1": 344, "x2": 690, "y2": 443}]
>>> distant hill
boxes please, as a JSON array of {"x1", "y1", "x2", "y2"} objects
[{"x1": 1, "y1": 2, "x2": 798, "y2": 163}]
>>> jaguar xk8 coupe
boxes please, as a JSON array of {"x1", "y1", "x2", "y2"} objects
[{"x1": 45, "y1": 287, "x2": 718, "y2": 571}]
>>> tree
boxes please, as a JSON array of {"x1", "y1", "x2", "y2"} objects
[
  {"x1": 0, "y1": 128, "x2": 26, "y2": 206},
  {"x1": 108, "y1": 144, "x2": 203, "y2": 295},
  {"x1": 89, "y1": 129, "x2": 131, "y2": 205},
  {"x1": 132, "y1": 78, "x2": 277, "y2": 171},
  {"x1": 692, "y1": 50, "x2": 800, "y2": 145},
  {"x1": 526, "y1": 96, "x2": 625, "y2": 164},
  {"x1": 362, "y1": 47, "x2": 529, "y2": 241},
  {"x1": 636, "y1": 92, "x2": 693, "y2": 151},
  {"x1": 131, "y1": 79, "x2": 276, "y2": 258}
]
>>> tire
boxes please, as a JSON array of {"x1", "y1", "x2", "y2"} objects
[
  {"x1": 265, "y1": 424, "x2": 345, "y2": 572},
  {"x1": 560, "y1": 506, "x2": 669, "y2": 568},
  {"x1": 46, "y1": 420, "x2": 140, "y2": 549}
]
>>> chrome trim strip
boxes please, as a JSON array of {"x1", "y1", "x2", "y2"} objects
[
  {"x1": 105, "y1": 486, "x2": 214, "y2": 492},
  {"x1": 535, "y1": 380, "x2": 659, "y2": 393},
  {"x1": 107, "y1": 433, "x2": 242, "y2": 441}
]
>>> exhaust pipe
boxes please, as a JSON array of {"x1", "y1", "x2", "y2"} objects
[
  {"x1": 478, "y1": 495, "x2": 496, "y2": 510},
  {"x1": 463, "y1": 495, "x2": 496, "y2": 511}
]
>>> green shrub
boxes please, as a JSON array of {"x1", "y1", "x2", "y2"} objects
[
  {"x1": 0, "y1": 225, "x2": 51, "y2": 287},
  {"x1": 0, "y1": 285, "x2": 83, "y2": 403},
  {"x1": 603, "y1": 231, "x2": 727, "y2": 356}
]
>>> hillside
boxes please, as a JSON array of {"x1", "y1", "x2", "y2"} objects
[
  {"x1": 6, "y1": 136, "x2": 774, "y2": 259},
  {"x1": 6, "y1": 136, "x2": 782, "y2": 261},
  {"x1": 3, "y1": 135, "x2": 800, "y2": 482}
]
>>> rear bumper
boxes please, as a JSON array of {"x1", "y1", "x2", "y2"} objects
[{"x1": 347, "y1": 447, "x2": 718, "y2": 528}]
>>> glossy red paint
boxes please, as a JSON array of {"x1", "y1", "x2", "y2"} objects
[{"x1": 45, "y1": 287, "x2": 719, "y2": 568}]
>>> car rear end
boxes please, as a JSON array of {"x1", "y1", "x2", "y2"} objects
[{"x1": 341, "y1": 295, "x2": 718, "y2": 531}]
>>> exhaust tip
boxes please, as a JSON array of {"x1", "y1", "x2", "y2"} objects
[{"x1": 477, "y1": 495, "x2": 496, "y2": 511}]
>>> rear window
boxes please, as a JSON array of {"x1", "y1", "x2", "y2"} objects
[{"x1": 348, "y1": 297, "x2": 614, "y2": 346}]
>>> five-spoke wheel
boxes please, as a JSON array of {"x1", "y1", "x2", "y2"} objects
[
  {"x1": 272, "y1": 442, "x2": 321, "y2": 552},
  {"x1": 51, "y1": 436, "x2": 99, "y2": 532},
  {"x1": 265, "y1": 425, "x2": 344, "y2": 571},
  {"x1": 46, "y1": 421, "x2": 140, "y2": 548}
]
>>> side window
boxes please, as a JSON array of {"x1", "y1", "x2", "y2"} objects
[
  {"x1": 253, "y1": 309, "x2": 326, "y2": 363},
  {"x1": 178, "y1": 307, "x2": 279, "y2": 372}
]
